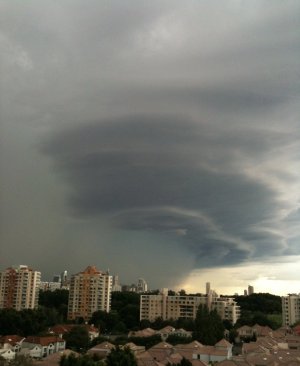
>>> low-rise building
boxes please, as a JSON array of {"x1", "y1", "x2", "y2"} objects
[{"x1": 140, "y1": 289, "x2": 240, "y2": 324}]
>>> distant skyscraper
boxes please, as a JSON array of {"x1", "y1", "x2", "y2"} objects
[
  {"x1": 206, "y1": 282, "x2": 211, "y2": 295},
  {"x1": 61, "y1": 270, "x2": 68, "y2": 287},
  {"x1": 53, "y1": 274, "x2": 61, "y2": 283},
  {"x1": 248, "y1": 285, "x2": 254, "y2": 295},
  {"x1": 67, "y1": 265, "x2": 112, "y2": 321},
  {"x1": 137, "y1": 278, "x2": 148, "y2": 293},
  {"x1": 0, "y1": 265, "x2": 41, "y2": 310},
  {"x1": 112, "y1": 275, "x2": 122, "y2": 292},
  {"x1": 244, "y1": 289, "x2": 248, "y2": 296}
]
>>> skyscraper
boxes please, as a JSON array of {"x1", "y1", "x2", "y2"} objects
[
  {"x1": 248, "y1": 285, "x2": 254, "y2": 295},
  {"x1": 137, "y1": 278, "x2": 148, "y2": 293},
  {"x1": 0, "y1": 265, "x2": 41, "y2": 310},
  {"x1": 67, "y1": 265, "x2": 112, "y2": 321}
]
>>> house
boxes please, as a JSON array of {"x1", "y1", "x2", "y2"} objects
[
  {"x1": 175, "y1": 341, "x2": 204, "y2": 361},
  {"x1": 87, "y1": 341, "x2": 115, "y2": 359},
  {"x1": 0, "y1": 335, "x2": 24, "y2": 353},
  {"x1": 147, "y1": 342, "x2": 173, "y2": 362},
  {"x1": 0, "y1": 348, "x2": 16, "y2": 361},
  {"x1": 48, "y1": 323, "x2": 99, "y2": 341},
  {"x1": 128, "y1": 327, "x2": 156, "y2": 338},
  {"x1": 237, "y1": 325, "x2": 255, "y2": 339},
  {"x1": 32, "y1": 349, "x2": 79, "y2": 366},
  {"x1": 191, "y1": 339, "x2": 232, "y2": 363},
  {"x1": 20, "y1": 336, "x2": 66, "y2": 359}
]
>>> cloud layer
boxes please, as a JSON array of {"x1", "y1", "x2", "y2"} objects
[
  {"x1": 43, "y1": 112, "x2": 300, "y2": 269},
  {"x1": 1, "y1": 0, "x2": 300, "y2": 288}
]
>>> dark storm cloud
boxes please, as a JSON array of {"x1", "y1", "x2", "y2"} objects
[
  {"x1": 1, "y1": 0, "x2": 300, "y2": 285},
  {"x1": 42, "y1": 114, "x2": 296, "y2": 268}
]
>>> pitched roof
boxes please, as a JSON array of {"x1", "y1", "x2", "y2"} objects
[
  {"x1": 0, "y1": 335, "x2": 24, "y2": 346},
  {"x1": 149, "y1": 341, "x2": 173, "y2": 350},
  {"x1": 215, "y1": 338, "x2": 232, "y2": 348},
  {"x1": 24, "y1": 336, "x2": 63, "y2": 346}
]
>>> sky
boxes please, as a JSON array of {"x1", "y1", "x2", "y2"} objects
[{"x1": 0, "y1": 0, "x2": 299, "y2": 296}]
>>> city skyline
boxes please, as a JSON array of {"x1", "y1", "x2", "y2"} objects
[{"x1": 1, "y1": 1, "x2": 300, "y2": 296}]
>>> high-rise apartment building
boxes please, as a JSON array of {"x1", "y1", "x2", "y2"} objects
[
  {"x1": 0, "y1": 265, "x2": 41, "y2": 310},
  {"x1": 282, "y1": 294, "x2": 300, "y2": 326},
  {"x1": 140, "y1": 289, "x2": 240, "y2": 324},
  {"x1": 67, "y1": 266, "x2": 112, "y2": 321}
]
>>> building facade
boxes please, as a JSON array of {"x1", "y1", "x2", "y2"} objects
[
  {"x1": 0, "y1": 265, "x2": 41, "y2": 310},
  {"x1": 140, "y1": 289, "x2": 240, "y2": 324},
  {"x1": 282, "y1": 294, "x2": 300, "y2": 326},
  {"x1": 67, "y1": 265, "x2": 112, "y2": 321}
]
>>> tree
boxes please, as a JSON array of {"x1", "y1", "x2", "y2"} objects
[
  {"x1": 106, "y1": 346, "x2": 137, "y2": 366},
  {"x1": 60, "y1": 353, "x2": 104, "y2": 366},
  {"x1": 64, "y1": 326, "x2": 90, "y2": 352},
  {"x1": 193, "y1": 305, "x2": 224, "y2": 345},
  {"x1": 234, "y1": 293, "x2": 281, "y2": 314}
]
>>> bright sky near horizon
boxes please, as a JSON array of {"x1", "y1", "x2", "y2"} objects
[{"x1": 0, "y1": 1, "x2": 299, "y2": 295}]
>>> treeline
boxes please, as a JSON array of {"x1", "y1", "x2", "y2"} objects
[
  {"x1": 234, "y1": 293, "x2": 281, "y2": 313},
  {"x1": 0, "y1": 307, "x2": 64, "y2": 336},
  {"x1": 234, "y1": 293, "x2": 282, "y2": 330},
  {"x1": 0, "y1": 290, "x2": 283, "y2": 337}
]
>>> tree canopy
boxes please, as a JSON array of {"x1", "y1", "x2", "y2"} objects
[
  {"x1": 193, "y1": 305, "x2": 224, "y2": 345},
  {"x1": 106, "y1": 346, "x2": 137, "y2": 366}
]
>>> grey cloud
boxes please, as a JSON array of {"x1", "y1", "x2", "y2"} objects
[
  {"x1": 42, "y1": 114, "x2": 297, "y2": 268},
  {"x1": 1, "y1": 0, "x2": 300, "y2": 286}
]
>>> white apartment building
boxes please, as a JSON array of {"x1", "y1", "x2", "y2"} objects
[
  {"x1": 68, "y1": 265, "x2": 112, "y2": 321},
  {"x1": 282, "y1": 294, "x2": 300, "y2": 326},
  {"x1": 140, "y1": 289, "x2": 240, "y2": 324},
  {"x1": 0, "y1": 265, "x2": 41, "y2": 310}
]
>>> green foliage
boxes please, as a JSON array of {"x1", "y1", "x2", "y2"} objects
[
  {"x1": 89, "y1": 310, "x2": 121, "y2": 334},
  {"x1": 64, "y1": 326, "x2": 90, "y2": 352},
  {"x1": 234, "y1": 293, "x2": 281, "y2": 314},
  {"x1": 193, "y1": 305, "x2": 224, "y2": 345},
  {"x1": 39, "y1": 289, "x2": 69, "y2": 321},
  {"x1": 235, "y1": 310, "x2": 280, "y2": 330},
  {"x1": 127, "y1": 334, "x2": 162, "y2": 349},
  {"x1": 106, "y1": 346, "x2": 137, "y2": 366},
  {"x1": 60, "y1": 353, "x2": 104, "y2": 366},
  {"x1": 234, "y1": 293, "x2": 282, "y2": 330},
  {"x1": 166, "y1": 334, "x2": 193, "y2": 345},
  {"x1": 0, "y1": 307, "x2": 62, "y2": 336},
  {"x1": 111, "y1": 292, "x2": 140, "y2": 331}
]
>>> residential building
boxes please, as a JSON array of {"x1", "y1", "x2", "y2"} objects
[
  {"x1": 67, "y1": 265, "x2": 112, "y2": 321},
  {"x1": 282, "y1": 294, "x2": 300, "y2": 326},
  {"x1": 0, "y1": 265, "x2": 41, "y2": 310},
  {"x1": 140, "y1": 289, "x2": 240, "y2": 324},
  {"x1": 20, "y1": 336, "x2": 65, "y2": 359}
]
